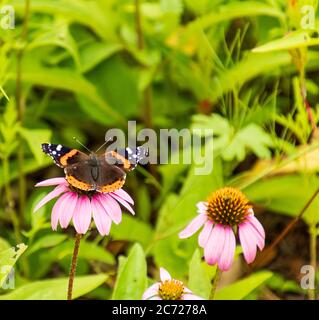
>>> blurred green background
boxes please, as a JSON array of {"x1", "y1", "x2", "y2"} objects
[{"x1": 0, "y1": 0, "x2": 319, "y2": 300}]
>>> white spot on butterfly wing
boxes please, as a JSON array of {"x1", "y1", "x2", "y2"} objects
[{"x1": 56, "y1": 144, "x2": 62, "y2": 151}]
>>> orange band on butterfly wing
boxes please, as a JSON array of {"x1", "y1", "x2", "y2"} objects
[
  {"x1": 98, "y1": 178, "x2": 125, "y2": 193},
  {"x1": 66, "y1": 175, "x2": 93, "y2": 191},
  {"x1": 110, "y1": 151, "x2": 131, "y2": 170},
  {"x1": 60, "y1": 149, "x2": 78, "y2": 166}
]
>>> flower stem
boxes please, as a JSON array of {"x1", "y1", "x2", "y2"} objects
[
  {"x1": 67, "y1": 233, "x2": 82, "y2": 300},
  {"x1": 308, "y1": 222, "x2": 317, "y2": 300},
  {"x1": 209, "y1": 267, "x2": 222, "y2": 300}
]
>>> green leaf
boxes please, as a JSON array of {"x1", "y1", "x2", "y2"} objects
[
  {"x1": 192, "y1": 115, "x2": 273, "y2": 161},
  {"x1": 0, "y1": 100, "x2": 19, "y2": 158},
  {"x1": 26, "y1": 234, "x2": 67, "y2": 256},
  {"x1": 0, "y1": 85, "x2": 9, "y2": 101},
  {"x1": 79, "y1": 42, "x2": 123, "y2": 73},
  {"x1": 0, "y1": 244, "x2": 28, "y2": 288},
  {"x1": 112, "y1": 243, "x2": 147, "y2": 300},
  {"x1": 80, "y1": 56, "x2": 139, "y2": 119},
  {"x1": 209, "y1": 51, "x2": 319, "y2": 103},
  {"x1": 214, "y1": 271, "x2": 273, "y2": 300},
  {"x1": 160, "y1": 0, "x2": 183, "y2": 15},
  {"x1": 0, "y1": 274, "x2": 107, "y2": 300},
  {"x1": 245, "y1": 174, "x2": 319, "y2": 225},
  {"x1": 110, "y1": 215, "x2": 154, "y2": 249},
  {"x1": 19, "y1": 128, "x2": 52, "y2": 163},
  {"x1": 49, "y1": 240, "x2": 115, "y2": 265},
  {"x1": 0, "y1": 157, "x2": 52, "y2": 188},
  {"x1": 29, "y1": 191, "x2": 51, "y2": 233},
  {"x1": 188, "y1": 249, "x2": 211, "y2": 299},
  {"x1": 153, "y1": 159, "x2": 223, "y2": 278},
  {"x1": 155, "y1": 159, "x2": 223, "y2": 239},
  {"x1": 222, "y1": 124, "x2": 273, "y2": 162},
  {"x1": 153, "y1": 229, "x2": 197, "y2": 279},
  {"x1": 13, "y1": 0, "x2": 117, "y2": 41},
  {"x1": 28, "y1": 20, "x2": 80, "y2": 68},
  {"x1": 188, "y1": 1, "x2": 284, "y2": 30},
  {"x1": 0, "y1": 238, "x2": 11, "y2": 252},
  {"x1": 253, "y1": 31, "x2": 319, "y2": 53},
  {"x1": 191, "y1": 114, "x2": 230, "y2": 135},
  {"x1": 77, "y1": 241, "x2": 115, "y2": 265},
  {"x1": 7, "y1": 58, "x2": 126, "y2": 125}
]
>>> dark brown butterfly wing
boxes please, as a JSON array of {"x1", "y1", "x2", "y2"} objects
[
  {"x1": 96, "y1": 155, "x2": 126, "y2": 193},
  {"x1": 64, "y1": 161, "x2": 97, "y2": 191}
]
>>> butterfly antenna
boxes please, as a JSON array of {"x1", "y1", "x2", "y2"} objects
[
  {"x1": 95, "y1": 137, "x2": 112, "y2": 153},
  {"x1": 73, "y1": 137, "x2": 92, "y2": 153}
]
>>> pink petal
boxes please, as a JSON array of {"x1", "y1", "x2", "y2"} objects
[
  {"x1": 51, "y1": 192, "x2": 70, "y2": 231},
  {"x1": 179, "y1": 213, "x2": 207, "y2": 238},
  {"x1": 247, "y1": 215, "x2": 265, "y2": 239},
  {"x1": 241, "y1": 221, "x2": 265, "y2": 251},
  {"x1": 182, "y1": 293, "x2": 204, "y2": 300},
  {"x1": 204, "y1": 224, "x2": 226, "y2": 265},
  {"x1": 98, "y1": 194, "x2": 122, "y2": 224},
  {"x1": 238, "y1": 223, "x2": 257, "y2": 264},
  {"x1": 160, "y1": 268, "x2": 171, "y2": 282},
  {"x1": 73, "y1": 196, "x2": 92, "y2": 234},
  {"x1": 110, "y1": 193, "x2": 135, "y2": 215},
  {"x1": 148, "y1": 296, "x2": 162, "y2": 300},
  {"x1": 59, "y1": 193, "x2": 78, "y2": 229},
  {"x1": 217, "y1": 226, "x2": 236, "y2": 271},
  {"x1": 196, "y1": 201, "x2": 207, "y2": 214},
  {"x1": 112, "y1": 189, "x2": 134, "y2": 205},
  {"x1": 34, "y1": 184, "x2": 68, "y2": 212},
  {"x1": 92, "y1": 197, "x2": 112, "y2": 236},
  {"x1": 35, "y1": 177, "x2": 67, "y2": 187},
  {"x1": 198, "y1": 220, "x2": 213, "y2": 248},
  {"x1": 142, "y1": 283, "x2": 160, "y2": 300}
]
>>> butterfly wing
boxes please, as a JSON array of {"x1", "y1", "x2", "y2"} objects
[
  {"x1": 64, "y1": 162, "x2": 97, "y2": 191},
  {"x1": 105, "y1": 147, "x2": 148, "y2": 171},
  {"x1": 42, "y1": 143, "x2": 147, "y2": 193},
  {"x1": 42, "y1": 143, "x2": 94, "y2": 191},
  {"x1": 41, "y1": 143, "x2": 88, "y2": 168},
  {"x1": 96, "y1": 156, "x2": 126, "y2": 193}
]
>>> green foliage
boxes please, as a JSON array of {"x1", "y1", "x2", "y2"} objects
[
  {"x1": 0, "y1": 101, "x2": 20, "y2": 159},
  {"x1": 0, "y1": 0, "x2": 319, "y2": 301},
  {"x1": 0, "y1": 274, "x2": 108, "y2": 300},
  {"x1": 112, "y1": 244, "x2": 147, "y2": 300},
  {"x1": 253, "y1": 30, "x2": 319, "y2": 53},
  {"x1": 0, "y1": 244, "x2": 27, "y2": 288},
  {"x1": 110, "y1": 215, "x2": 154, "y2": 249},
  {"x1": 188, "y1": 249, "x2": 213, "y2": 299},
  {"x1": 214, "y1": 271, "x2": 273, "y2": 300},
  {"x1": 246, "y1": 174, "x2": 319, "y2": 225},
  {"x1": 192, "y1": 114, "x2": 274, "y2": 161}
]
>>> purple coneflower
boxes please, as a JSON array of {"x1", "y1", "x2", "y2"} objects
[
  {"x1": 179, "y1": 187, "x2": 265, "y2": 271},
  {"x1": 33, "y1": 177, "x2": 134, "y2": 236},
  {"x1": 142, "y1": 268, "x2": 204, "y2": 300}
]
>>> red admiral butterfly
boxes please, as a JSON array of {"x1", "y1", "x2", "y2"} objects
[{"x1": 41, "y1": 143, "x2": 147, "y2": 193}]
